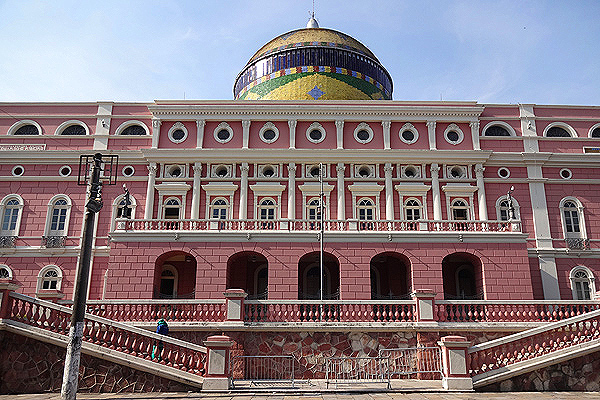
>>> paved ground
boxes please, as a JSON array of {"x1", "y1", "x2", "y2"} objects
[{"x1": 2, "y1": 392, "x2": 600, "y2": 400}]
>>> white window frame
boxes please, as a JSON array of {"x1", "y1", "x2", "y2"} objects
[
  {"x1": 495, "y1": 195, "x2": 520, "y2": 221},
  {"x1": 404, "y1": 197, "x2": 424, "y2": 220},
  {"x1": 44, "y1": 195, "x2": 72, "y2": 237},
  {"x1": 306, "y1": 122, "x2": 326, "y2": 144},
  {"x1": 259, "y1": 122, "x2": 280, "y2": 144},
  {"x1": 399, "y1": 122, "x2": 419, "y2": 144},
  {"x1": 37, "y1": 265, "x2": 63, "y2": 292},
  {"x1": 570, "y1": 266, "x2": 596, "y2": 300},
  {"x1": 543, "y1": 122, "x2": 577, "y2": 138},
  {"x1": 0, "y1": 264, "x2": 13, "y2": 280},
  {"x1": 588, "y1": 122, "x2": 600, "y2": 138},
  {"x1": 348, "y1": 183, "x2": 384, "y2": 220},
  {"x1": 0, "y1": 194, "x2": 24, "y2": 236},
  {"x1": 214, "y1": 122, "x2": 234, "y2": 144},
  {"x1": 167, "y1": 121, "x2": 188, "y2": 144},
  {"x1": 450, "y1": 198, "x2": 470, "y2": 220},
  {"x1": 7, "y1": 120, "x2": 42, "y2": 135},
  {"x1": 111, "y1": 193, "x2": 137, "y2": 230},
  {"x1": 210, "y1": 197, "x2": 230, "y2": 220},
  {"x1": 481, "y1": 121, "x2": 517, "y2": 137},
  {"x1": 162, "y1": 197, "x2": 182, "y2": 219},
  {"x1": 202, "y1": 183, "x2": 238, "y2": 219},
  {"x1": 249, "y1": 183, "x2": 286, "y2": 220},
  {"x1": 298, "y1": 182, "x2": 334, "y2": 220},
  {"x1": 560, "y1": 197, "x2": 587, "y2": 239},
  {"x1": 257, "y1": 197, "x2": 278, "y2": 221},
  {"x1": 54, "y1": 120, "x2": 89, "y2": 136},
  {"x1": 353, "y1": 122, "x2": 374, "y2": 144},
  {"x1": 444, "y1": 123, "x2": 464, "y2": 145},
  {"x1": 115, "y1": 120, "x2": 150, "y2": 135}
]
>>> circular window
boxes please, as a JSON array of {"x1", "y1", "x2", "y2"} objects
[
  {"x1": 404, "y1": 166, "x2": 417, "y2": 178},
  {"x1": 306, "y1": 123, "x2": 326, "y2": 144},
  {"x1": 447, "y1": 131, "x2": 459, "y2": 142},
  {"x1": 444, "y1": 124, "x2": 464, "y2": 145},
  {"x1": 259, "y1": 123, "x2": 279, "y2": 144},
  {"x1": 262, "y1": 165, "x2": 275, "y2": 177},
  {"x1": 353, "y1": 123, "x2": 373, "y2": 144},
  {"x1": 399, "y1": 123, "x2": 419, "y2": 144},
  {"x1": 11, "y1": 165, "x2": 24, "y2": 177},
  {"x1": 122, "y1": 165, "x2": 135, "y2": 177},
  {"x1": 309, "y1": 166, "x2": 321, "y2": 177},
  {"x1": 498, "y1": 167, "x2": 510, "y2": 179},
  {"x1": 357, "y1": 165, "x2": 372, "y2": 178},
  {"x1": 215, "y1": 165, "x2": 229, "y2": 177},
  {"x1": 59, "y1": 165, "x2": 72, "y2": 177},
  {"x1": 168, "y1": 165, "x2": 182, "y2": 178},
  {"x1": 214, "y1": 123, "x2": 233, "y2": 144},
  {"x1": 450, "y1": 166, "x2": 465, "y2": 179},
  {"x1": 168, "y1": 122, "x2": 188, "y2": 144},
  {"x1": 560, "y1": 168, "x2": 572, "y2": 179}
]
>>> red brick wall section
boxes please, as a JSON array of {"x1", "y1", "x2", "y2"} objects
[{"x1": 0, "y1": 331, "x2": 196, "y2": 394}]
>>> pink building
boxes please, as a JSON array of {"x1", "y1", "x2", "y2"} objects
[{"x1": 1, "y1": 17, "x2": 600, "y2": 392}]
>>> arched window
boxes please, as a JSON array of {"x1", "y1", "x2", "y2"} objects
[
  {"x1": 404, "y1": 198, "x2": 423, "y2": 220},
  {"x1": 570, "y1": 266, "x2": 595, "y2": 300},
  {"x1": 37, "y1": 265, "x2": 63, "y2": 291},
  {"x1": 159, "y1": 265, "x2": 178, "y2": 298},
  {"x1": 55, "y1": 121, "x2": 88, "y2": 135},
  {"x1": 358, "y1": 198, "x2": 376, "y2": 230},
  {"x1": 560, "y1": 198, "x2": 587, "y2": 249},
  {"x1": 0, "y1": 264, "x2": 12, "y2": 280},
  {"x1": 115, "y1": 121, "x2": 149, "y2": 136},
  {"x1": 163, "y1": 198, "x2": 181, "y2": 219},
  {"x1": 45, "y1": 195, "x2": 72, "y2": 239},
  {"x1": 544, "y1": 123, "x2": 575, "y2": 138},
  {"x1": 8, "y1": 120, "x2": 42, "y2": 135},
  {"x1": 210, "y1": 198, "x2": 229, "y2": 220},
  {"x1": 496, "y1": 196, "x2": 520, "y2": 221},
  {"x1": 451, "y1": 199, "x2": 469, "y2": 220},
  {"x1": 258, "y1": 198, "x2": 277, "y2": 229},
  {"x1": 1, "y1": 195, "x2": 24, "y2": 239},
  {"x1": 483, "y1": 124, "x2": 511, "y2": 136}
]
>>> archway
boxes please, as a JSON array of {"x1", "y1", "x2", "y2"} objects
[
  {"x1": 227, "y1": 251, "x2": 268, "y2": 299},
  {"x1": 298, "y1": 251, "x2": 340, "y2": 299},
  {"x1": 442, "y1": 252, "x2": 483, "y2": 299},
  {"x1": 370, "y1": 252, "x2": 411, "y2": 299},
  {"x1": 154, "y1": 251, "x2": 197, "y2": 299}
]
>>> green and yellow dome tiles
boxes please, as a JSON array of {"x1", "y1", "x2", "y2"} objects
[{"x1": 233, "y1": 18, "x2": 393, "y2": 101}]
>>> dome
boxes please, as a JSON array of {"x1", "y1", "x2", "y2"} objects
[{"x1": 234, "y1": 19, "x2": 393, "y2": 100}]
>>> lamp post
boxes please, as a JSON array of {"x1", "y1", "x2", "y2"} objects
[{"x1": 62, "y1": 153, "x2": 117, "y2": 400}]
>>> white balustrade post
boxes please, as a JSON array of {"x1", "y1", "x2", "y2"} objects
[
  {"x1": 438, "y1": 336, "x2": 473, "y2": 390},
  {"x1": 411, "y1": 289, "x2": 436, "y2": 322},
  {"x1": 202, "y1": 335, "x2": 234, "y2": 391},
  {"x1": 224, "y1": 288, "x2": 247, "y2": 321}
]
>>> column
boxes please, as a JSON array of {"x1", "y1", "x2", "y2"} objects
[
  {"x1": 336, "y1": 163, "x2": 346, "y2": 220},
  {"x1": 427, "y1": 120, "x2": 437, "y2": 150},
  {"x1": 288, "y1": 120, "x2": 297, "y2": 149},
  {"x1": 238, "y1": 163, "x2": 249, "y2": 219},
  {"x1": 144, "y1": 163, "x2": 157, "y2": 219},
  {"x1": 287, "y1": 163, "x2": 296, "y2": 219},
  {"x1": 430, "y1": 164, "x2": 442, "y2": 220},
  {"x1": 411, "y1": 290, "x2": 436, "y2": 322},
  {"x1": 335, "y1": 120, "x2": 344, "y2": 149},
  {"x1": 196, "y1": 120, "x2": 206, "y2": 149},
  {"x1": 381, "y1": 120, "x2": 391, "y2": 150},
  {"x1": 475, "y1": 164, "x2": 487, "y2": 220},
  {"x1": 470, "y1": 121, "x2": 480, "y2": 151},
  {"x1": 190, "y1": 163, "x2": 202, "y2": 219},
  {"x1": 242, "y1": 120, "x2": 251, "y2": 149},
  {"x1": 151, "y1": 119, "x2": 161, "y2": 149},
  {"x1": 384, "y1": 163, "x2": 394, "y2": 220}
]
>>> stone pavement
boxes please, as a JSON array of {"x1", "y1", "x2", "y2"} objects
[{"x1": 2, "y1": 392, "x2": 600, "y2": 400}]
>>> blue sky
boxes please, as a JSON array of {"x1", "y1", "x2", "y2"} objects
[{"x1": 0, "y1": 0, "x2": 598, "y2": 105}]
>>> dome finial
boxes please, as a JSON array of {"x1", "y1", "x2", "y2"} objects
[{"x1": 307, "y1": 12, "x2": 319, "y2": 29}]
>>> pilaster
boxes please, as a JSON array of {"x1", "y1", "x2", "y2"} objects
[
  {"x1": 242, "y1": 120, "x2": 251, "y2": 149},
  {"x1": 144, "y1": 163, "x2": 157, "y2": 219},
  {"x1": 191, "y1": 163, "x2": 202, "y2": 219},
  {"x1": 196, "y1": 120, "x2": 206, "y2": 149},
  {"x1": 287, "y1": 163, "x2": 296, "y2": 219},
  {"x1": 151, "y1": 119, "x2": 161, "y2": 149},
  {"x1": 336, "y1": 163, "x2": 346, "y2": 220},
  {"x1": 474, "y1": 164, "x2": 487, "y2": 220},
  {"x1": 239, "y1": 163, "x2": 249, "y2": 219},
  {"x1": 430, "y1": 164, "x2": 442, "y2": 220},
  {"x1": 384, "y1": 163, "x2": 394, "y2": 220},
  {"x1": 335, "y1": 120, "x2": 344, "y2": 149},
  {"x1": 427, "y1": 121, "x2": 437, "y2": 150},
  {"x1": 288, "y1": 120, "x2": 297, "y2": 149},
  {"x1": 470, "y1": 121, "x2": 480, "y2": 151},
  {"x1": 381, "y1": 120, "x2": 391, "y2": 150}
]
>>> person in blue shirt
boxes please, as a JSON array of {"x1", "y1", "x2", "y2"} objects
[{"x1": 152, "y1": 319, "x2": 169, "y2": 361}]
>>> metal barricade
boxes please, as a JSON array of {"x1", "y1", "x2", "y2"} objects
[
  {"x1": 378, "y1": 347, "x2": 442, "y2": 379},
  {"x1": 325, "y1": 357, "x2": 390, "y2": 388},
  {"x1": 231, "y1": 355, "x2": 295, "y2": 388}
]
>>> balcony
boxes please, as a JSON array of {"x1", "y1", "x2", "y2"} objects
[
  {"x1": 566, "y1": 237, "x2": 590, "y2": 250},
  {"x1": 111, "y1": 218, "x2": 523, "y2": 243}
]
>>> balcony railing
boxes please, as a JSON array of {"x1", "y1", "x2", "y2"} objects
[
  {"x1": 0, "y1": 236, "x2": 16, "y2": 248},
  {"x1": 566, "y1": 237, "x2": 590, "y2": 250},
  {"x1": 41, "y1": 235, "x2": 66, "y2": 248},
  {"x1": 117, "y1": 218, "x2": 522, "y2": 233}
]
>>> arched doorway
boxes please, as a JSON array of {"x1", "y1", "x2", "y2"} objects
[
  {"x1": 154, "y1": 251, "x2": 197, "y2": 299},
  {"x1": 298, "y1": 251, "x2": 340, "y2": 299},
  {"x1": 370, "y1": 252, "x2": 411, "y2": 299},
  {"x1": 227, "y1": 251, "x2": 268, "y2": 299},
  {"x1": 442, "y1": 252, "x2": 483, "y2": 299}
]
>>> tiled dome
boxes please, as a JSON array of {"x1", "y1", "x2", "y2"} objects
[{"x1": 234, "y1": 18, "x2": 392, "y2": 100}]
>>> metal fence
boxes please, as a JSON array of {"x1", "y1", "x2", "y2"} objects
[
  {"x1": 231, "y1": 355, "x2": 295, "y2": 388},
  {"x1": 378, "y1": 347, "x2": 442, "y2": 379},
  {"x1": 325, "y1": 357, "x2": 390, "y2": 388}
]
